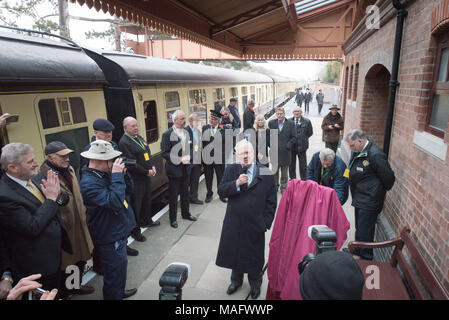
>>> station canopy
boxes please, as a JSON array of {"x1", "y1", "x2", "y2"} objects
[{"x1": 70, "y1": 0, "x2": 374, "y2": 61}]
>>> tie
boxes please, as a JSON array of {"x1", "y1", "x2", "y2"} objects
[
  {"x1": 296, "y1": 118, "x2": 298, "y2": 126},
  {"x1": 27, "y1": 180, "x2": 45, "y2": 203}
]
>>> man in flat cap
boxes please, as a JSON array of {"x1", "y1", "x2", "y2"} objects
[
  {"x1": 80, "y1": 140, "x2": 137, "y2": 300},
  {"x1": 42, "y1": 141, "x2": 94, "y2": 298},
  {"x1": 80, "y1": 118, "x2": 117, "y2": 173},
  {"x1": 202, "y1": 109, "x2": 227, "y2": 203}
]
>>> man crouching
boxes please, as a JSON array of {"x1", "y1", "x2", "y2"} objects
[
  {"x1": 215, "y1": 140, "x2": 277, "y2": 299},
  {"x1": 80, "y1": 140, "x2": 137, "y2": 300}
]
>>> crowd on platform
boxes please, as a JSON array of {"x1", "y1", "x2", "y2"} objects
[{"x1": 0, "y1": 90, "x2": 395, "y2": 300}]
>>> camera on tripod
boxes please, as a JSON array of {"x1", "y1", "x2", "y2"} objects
[{"x1": 298, "y1": 225, "x2": 337, "y2": 274}]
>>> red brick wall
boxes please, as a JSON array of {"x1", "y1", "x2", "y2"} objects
[{"x1": 343, "y1": 0, "x2": 449, "y2": 291}]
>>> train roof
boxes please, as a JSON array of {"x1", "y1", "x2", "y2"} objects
[
  {"x1": 0, "y1": 31, "x2": 105, "y2": 85},
  {"x1": 96, "y1": 51, "x2": 274, "y2": 84}
]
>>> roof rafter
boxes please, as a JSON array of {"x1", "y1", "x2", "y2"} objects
[{"x1": 210, "y1": 0, "x2": 284, "y2": 36}]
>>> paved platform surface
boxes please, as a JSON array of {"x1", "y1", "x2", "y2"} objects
[{"x1": 73, "y1": 98, "x2": 355, "y2": 300}]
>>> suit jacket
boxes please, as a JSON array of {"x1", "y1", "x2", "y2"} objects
[
  {"x1": 161, "y1": 127, "x2": 193, "y2": 178},
  {"x1": 290, "y1": 116, "x2": 313, "y2": 152},
  {"x1": 185, "y1": 125, "x2": 202, "y2": 166},
  {"x1": 119, "y1": 134, "x2": 153, "y2": 181},
  {"x1": 268, "y1": 118, "x2": 297, "y2": 166},
  {"x1": 202, "y1": 124, "x2": 226, "y2": 165},
  {"x1": 0, "y1": 174, "x2": 71, "y2": 281},
  {"x1": 0, "y1": 232, "x2": 11, "y2": 275}
]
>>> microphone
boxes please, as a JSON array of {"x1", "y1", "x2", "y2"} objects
[{"x1": 241, "y1": 166, "x2": 248, "y2": 191}]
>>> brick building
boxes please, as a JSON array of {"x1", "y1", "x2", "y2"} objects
[{"x1": 340, "y1": 0, "x2": 449, "y2": 291}]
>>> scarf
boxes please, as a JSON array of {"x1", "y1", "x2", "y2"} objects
[{"x1": 45, "y1": 160, "x2": 73, "y2": 192}]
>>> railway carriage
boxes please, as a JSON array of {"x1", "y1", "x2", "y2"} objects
[{"x1": 0, "y1": 28, "x2": 299, "y2": 204}]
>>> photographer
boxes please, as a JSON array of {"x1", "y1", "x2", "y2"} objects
[
  {"x1": 299, "y1": 250, "x2": 365, "y2": 300},
  {"x1": 80, "y1": 140, "x2": 137, "y2": 300},
  {"x1": 119, "y1": 117, "x2": 158, "y2": 242}
]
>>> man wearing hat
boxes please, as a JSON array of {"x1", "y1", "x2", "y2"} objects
[
  {"x1": 202, "y1": 109, "x2": 227, "y2": 203},
  {"x1": 80, "y1": 140, "x2": 137, "y2": 300},
  {"x1": 299, "y1": 250, "x2": 365, "y2": 300},
  {"x1": 42, "y1": 141, "x2": 94, "y2": 297},
  {"x1": 119, "y1": 117, "x2": 158, "y2": 242},
  {"x1": 81, "y1": 118, "x2": 138, "y2": 271},
  {"x1": 227, "y1": 98, "x2": 241, "y2": 131},
  {"x1": 80, "y1": 118, "x2": 117, "y2": 173},
  {"x1": 321, "y1": 105, "x2": 344, "y2": 154}
]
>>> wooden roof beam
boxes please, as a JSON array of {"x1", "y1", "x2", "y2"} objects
[
  {"x1": 282, "y1": 0, "x2": 299, "y2": 32},
  {"x1": 211, "y1": 0, "x2": 283, "y2": 36}
]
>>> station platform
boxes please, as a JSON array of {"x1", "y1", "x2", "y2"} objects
[{"x1": 73, "y1": 96, "x2": 355, "y2": 300}]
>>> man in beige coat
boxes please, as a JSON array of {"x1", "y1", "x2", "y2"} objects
[{"x1": 41, "y1": 141, "x2": 94, "y2": 298}]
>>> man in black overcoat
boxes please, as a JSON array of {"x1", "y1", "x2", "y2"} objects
[
  {"x1": 185, "y1": 113, "x2": 203, "y2": 205},
  {"x1": 216, "y1": 140, "x2": 277, "y2": 300},
  {"x1": 268, "y1": 107, "x2": 296, "y2": 194}
]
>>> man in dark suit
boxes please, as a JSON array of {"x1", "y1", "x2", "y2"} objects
[
  {"x1": 0, "y1": 233, "x2": 13, "y2": 299},
  {"x1": 161, "y1": 110, "x2": 197, "y2": 229},
  {"x1": 268, "y1": 107, "x2": 296, "y2": 194},
  {"x1": 304, "y1": 88, "x2": 313, "y2": 114},
  {"x1": 243, "y1": 100, "x2": 256, "y2": 131},
  {"x1": 0, "y1": 142, "x2": 70, "y2": 292},
  {"x1": 289, "y1": 106, "x2": 313, "y2": 180},
  {"x1": 119, "y1": 116, "x2": 159, "y2": 243},
  {"x1": 202, "y1": 109, "x2": 227, "y2": 203},
  {"x1": 216, "y1": 140, "x2": 277, "y2": 299},
  {"x1": 185, "y1": 113, "x2": 203, "y2": 205},
  {"x1": 295, "y1": 87, "x2": 304, "y2": 108}
]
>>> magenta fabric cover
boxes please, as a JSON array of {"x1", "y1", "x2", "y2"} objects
[{"x1": 266, "y1": 179, "x2": 350, "y2": 300}]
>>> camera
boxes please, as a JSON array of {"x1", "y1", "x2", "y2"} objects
[
  {"x1": 159, "y1": 262, "x2": 190, "y2": 300},
  {"x1": 28, "y1": 287, "x2": 46, "y2": 300},
  {"x1": 119, "y1": 157, "x2": 136, "y2": 167},
  {"x1": 298, "y1": 225, "x2": 337, "y2": 274}
]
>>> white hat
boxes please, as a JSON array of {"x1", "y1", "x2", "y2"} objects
[{"x1": 80, "y1": 139, "x2": 122, "y2": 161}]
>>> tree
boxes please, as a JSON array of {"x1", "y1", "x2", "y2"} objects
[
  {"x1": 0, "y1": 0, "x2": 126, "y2": 50},
  {"x1": 322, "y1": 61, "x2": 342, "y2": 83}
]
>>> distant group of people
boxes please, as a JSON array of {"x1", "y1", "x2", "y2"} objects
[{"x1": 0, "y1": 89, "x2": 396, "y2": 300}]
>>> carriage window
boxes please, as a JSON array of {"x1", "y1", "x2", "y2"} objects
[
  {"x1": 70, "y1": 97, "x2": 87, "y2": 124},
  {"x1": 39, "y1": 99, "x2": 60, "y2": 129},
  {"x1": 144, "y1": 100, "x2": 158, "y2": 143},
  {"x1": 230, "y1": 87, "x2": 238, "y2": 98},
  {"x1": 165, "y1": 91, "x2": 180, "y2": 109},
  {"x1": 58, "y1": 98, "x2": 72, "y2": 126},
  {"x1": 250, "y1": 86, "x2": 255, "y2": 101},
  {"x1": 213, "y1": 88, "x2": 225, "y2": 110},
  {"x1": 241, "y1": 86, "x2": 247, "y2": 95},
  {"x1": 189, "y1": 89, "x2": 207, "y2": 128}
]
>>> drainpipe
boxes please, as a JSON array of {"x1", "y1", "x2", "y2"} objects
[{"x1": 383, "y1": 0, "x2": 408, "y2": 156}]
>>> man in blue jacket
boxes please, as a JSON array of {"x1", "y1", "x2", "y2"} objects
[
  {"x1": 80, "y1": 140, "x2": 137, "y2": 300},
  {"x1": 306, "y1": 148, "x2": 349, "y2": 205}
]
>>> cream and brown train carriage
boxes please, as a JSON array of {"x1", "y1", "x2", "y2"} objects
[
  {"x1": 0, "y1": 30, "x2": 108, "y2": 172},
  {"x1": 0, "y1": 27, "x2": 299, "y2": 203},
  {"x1": 83, "y1": 50, "x2": 298, "y2": 198}
]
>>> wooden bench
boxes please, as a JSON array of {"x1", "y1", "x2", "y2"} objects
[{"x1": 348, "y1": 227, "x2": 449, "y2": 300}]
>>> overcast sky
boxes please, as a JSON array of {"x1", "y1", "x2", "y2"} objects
[{"x1": 2, "y1": 0, "x2": 326, "y2": 80}]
